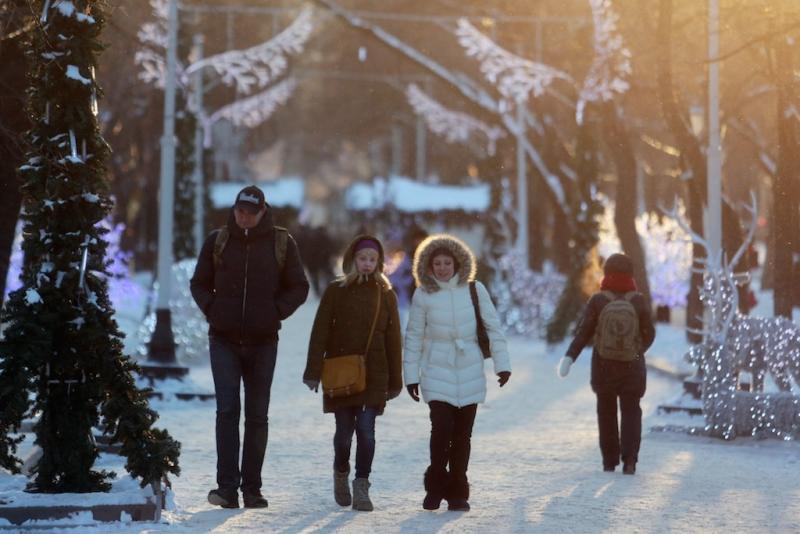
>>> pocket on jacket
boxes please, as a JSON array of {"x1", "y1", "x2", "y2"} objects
[{"x1": 209, "y1": 296, "x2": 239, "y2": 334}]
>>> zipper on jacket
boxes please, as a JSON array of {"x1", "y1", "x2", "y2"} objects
[
  {"x1": 450, "y1": 286, "x2": 462, "y2": 407},
  {"x1": 240, "y1": 229, "x2": 250, "y2": 343}
]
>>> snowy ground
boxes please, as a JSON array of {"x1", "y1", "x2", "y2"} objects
[{"x1": 4, "y1": 290, "x2": 800, "y2": 533}]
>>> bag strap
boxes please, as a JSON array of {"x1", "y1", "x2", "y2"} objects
[
  {"x1": 469, "y1": 281, "x2": 483, "y2": 326},
  {"x1": 363, "y1": 285, "x2": 382, "y2": 356},
  {"x1": 212, "y1": 227, "x2": 230, "y2": 270},
  {"x1": 212, "y1": 225, "x2": 288, "y2": 272},
  {"x1": 274, "y1": 226, "x2": 288, "y2": 272}
]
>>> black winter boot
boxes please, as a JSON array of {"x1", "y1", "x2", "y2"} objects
[
  {"x1": 445, "y1": 474, "x2": 470, "y2": 511},
  {"x1": 423, "y1": 467, "x2": 447, "y2": 510}
]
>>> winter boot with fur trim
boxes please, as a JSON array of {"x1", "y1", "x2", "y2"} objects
[
  {"x1": 423, "y1": 467, "x2": 447, "y2": 510},
  {"x1": 445, "y1": 475, "x2": 470, "y2": 512},
  {"x1": 352, "y1": 478, "x2": 373, "y2": 511},
  {"x1": 334, "y1": 468, "x2": 351, "y2": 506}
]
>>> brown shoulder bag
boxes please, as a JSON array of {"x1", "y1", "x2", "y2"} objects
[{"x1": 321, "y1": 285, "x2": 382, "y2": 399}]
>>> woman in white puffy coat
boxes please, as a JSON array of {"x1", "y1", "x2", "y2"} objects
[{"x1": 403, "y1": 234, "x2": 511, "y2": 512}]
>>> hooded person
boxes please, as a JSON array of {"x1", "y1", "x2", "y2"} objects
[
  {"x1": 303, "y1": 235, "x2": 403, "y2": 512},
  {"x1": 403, "y1": 233, "x2": 511, "y2": 512},
  {"x1": 190, "y1": 185, "x2": 309, "y2": 509},
  {"x1": 557, "y1": 252, "x2": 655, "y2": 475}
]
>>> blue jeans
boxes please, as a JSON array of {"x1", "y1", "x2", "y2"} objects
[
  {"x1": 209, "y1": 336, "x2": 278, "y2": 495},
  {"x1": 333, "y1": 406, "x2": 378, "y2": 479}
]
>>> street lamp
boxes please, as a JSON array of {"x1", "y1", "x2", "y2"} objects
[{"x1": 143, "y1": 0, "x2": 188, "y2": 381}]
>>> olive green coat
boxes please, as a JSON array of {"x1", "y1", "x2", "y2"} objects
[{"x1": 303, "y1": 236, "x2": 403, "y2": 414}]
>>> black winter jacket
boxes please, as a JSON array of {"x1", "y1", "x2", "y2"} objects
[
  {"x1": 190, "y1": 207, "x2": 309, "y2": 345},
  {"x1": 565, "y1": 291, "x2": 655, "y2": 396}
]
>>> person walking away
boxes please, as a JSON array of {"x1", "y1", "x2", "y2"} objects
[
  {"x1": 403, "y1": 234, "x2": 511, "y2": 512},
  {"x1": 557, "y1": 252, "x2": 655, "y2": 475},
  {"x1": 190, "y1": 185, "x2": 309, "y2": 508},
  {"x1": 303, "y1": 235, "x2": 403, "y2": 511}
]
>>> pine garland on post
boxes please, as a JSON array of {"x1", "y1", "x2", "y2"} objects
[
  {"x1": 0, "y1": 0, "x2": 180, "y2": 493},
  {"x1": 173, "y1": 19, "x2": 198, "y2": 261},
  {"x1": 546, "y1": 107, "x2": 604, "y2": 344}
]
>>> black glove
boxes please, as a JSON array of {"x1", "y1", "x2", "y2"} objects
[
  {"x1": 406, "y1": 383, "x2": 420, "y2": 402},
  {"x1": 497, "y1": 371, "x2": 511, "y2": 387}
]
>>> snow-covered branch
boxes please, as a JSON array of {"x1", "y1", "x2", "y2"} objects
[
  {"x1": 576, "y1": 0, "x2": 632, "y2": 123},
  {"x1": 202, "y1": 78, "x2": 297, "y2": 147},
  {"x1": 455, "y1": 19, "x2": 573, "y2": 104},
  {"x1": 406, "y1": 84, "x2": 505, "y2": 156},
  {"x1": 182, "y1": 7, "x2": 314, "y2": 94}
]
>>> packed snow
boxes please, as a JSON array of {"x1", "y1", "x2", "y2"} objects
[{"x1": 3, "y1": 283, "x2": 799, "y2": 532}]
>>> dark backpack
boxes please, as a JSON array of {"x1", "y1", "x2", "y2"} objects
[
  {"x1": 468, "y1": 281, "x2": 491, "y2": 359},
  {"x1": 212, "y1": 226, "x2": 288, "y2": 272},
  {"x1": 594, "y1": 290, "x2": 640, "y2": 361}
]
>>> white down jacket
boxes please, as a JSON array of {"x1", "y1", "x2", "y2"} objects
[{"x1": 403, "y1": 234, "x2": 511, "y2": 407}]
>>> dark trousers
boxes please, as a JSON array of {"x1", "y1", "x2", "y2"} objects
[
  {"x1": 596, "y1": 392, "x2": 642, "y2": 467},
  {"x1": 428, "y1": 401, "x2": 477, "y2": 499},
  {"x1": 209, "y1": 336, "x2": 278, "y2": 495},
  {"x1": 333, "y1": 406, "x2": 378, "y2": 479}
]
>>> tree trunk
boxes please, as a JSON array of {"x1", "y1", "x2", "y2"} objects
[
  {"x1": 657, "y1": 0, "x2": 747, "y2": 339},
  {"x1": 601, "y1": 102, "x2": 652, "y2": 312},
  {"x1": 772, "y1": 14, "x2": 798, "y2": 318}
]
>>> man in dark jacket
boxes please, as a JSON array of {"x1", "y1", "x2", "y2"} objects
[
  {"x1": 191, "y1": 185, "x2": 309, "y2": 508},
  {"x1": 557, "y1": 253, "x2": 655, "y2": 475}
]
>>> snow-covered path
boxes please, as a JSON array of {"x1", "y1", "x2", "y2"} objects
[
  {"x1": 127, "y1": 297, "x2": 800, "y2": 534},
  {"x1": 17, "y1": 296, "x2": 796, "y2": 533}
]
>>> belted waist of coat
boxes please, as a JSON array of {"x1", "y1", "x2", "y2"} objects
[{"x1": 426, "y1": 333, "x2": 478, "y2": 344}]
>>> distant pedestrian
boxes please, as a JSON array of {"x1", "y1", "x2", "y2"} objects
[
  {"x1": 403, "y1": 234, "x2": 511, "y2": 512},
  {"x1": 303, "y1": 235, "x2": 403, "y2": 511},
  {"x1": 557, "y1": 252, "x2": 655, "y2": 475},
  {"x1": 190, "y1": 185, "x2": 309, "y2": 509}
]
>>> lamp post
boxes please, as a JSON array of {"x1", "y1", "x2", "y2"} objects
[
  {"x1": 707, "y1": 0, "x2": 722, "y2": 261},
  {"x1": 192, "y1": 34, "x2": 206, "y2": 256},
  {"x1": 144, "y1": 0, "x2": 188, "y2": 380}
]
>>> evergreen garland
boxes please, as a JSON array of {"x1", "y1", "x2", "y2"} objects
[
  {"x1": 0, "y1": 0, "x2": 180, "y2": 493},
  {"x1": 546, "y1": 107, "x2": 604, "y2": 344},
  {"x1": 173, "y1": 22, "x2": 198, "y2": 261}
]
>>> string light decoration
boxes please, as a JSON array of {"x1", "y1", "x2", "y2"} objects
[
  {"x1": 135, "y1": 260, "x2": 210, "y2": 366},
  {"x1": 201, "y1": 77, "x2": 297, "y2": 147},
  {"x1": 665, "y1": 196, "x2": 800, "y2": 440},
  {"x1": 598, "y1": 198, "x2": 692, "y2": 308},
  {"x1": 406, "y1": 84, "x2": 506, "y2": 156},
  {"x1": 137, "y1": 1, "x2": 312, "y2": 94},
  {"x1": 454, "y1": 19, "x2": 572, "y2": 105},
  {"x1": 576, "y1": 0, "x2": 631, "y2": 124},
  {"x1": 181, "y1": 8, "x2": 313, "y2": 94},
  {"x1": 491, "y1": 250, "x2": 566, "y2": 337}
]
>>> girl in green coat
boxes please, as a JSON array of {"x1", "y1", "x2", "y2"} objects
[{"x1": 303, "y1": 235, "x2": 403, "y2": 511}]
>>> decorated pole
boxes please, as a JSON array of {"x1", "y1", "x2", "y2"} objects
[
  {"x1": 145, "y1": 0, "x2": 186, "y2": 376},
  {"x1": 192, "y1": 34, "x2": 205, "y2": 257}
]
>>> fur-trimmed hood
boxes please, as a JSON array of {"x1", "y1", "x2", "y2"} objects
[
  {"x1": 412, "y1": 234, "x2": 476, "y2": 293},
  {"x1": 340, "y1": 234, "x2": 392, "y2": 290}
]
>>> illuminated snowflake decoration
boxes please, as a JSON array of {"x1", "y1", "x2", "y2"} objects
[
  {"x1": 576, "y1": 0, "x2": 631, "y2": 123},
  {"x1": 406, "y1": 84, "x2": 506, "y2": 156},
  {"x1": 182, "y1": 7, "x2": 313, "y2": 94},
  {"x1": 455, "y1": 19, "x2": 572, "y2": 104},
  {"x1": 201, "y1": 78, "x2": 297, "y2": 147}
]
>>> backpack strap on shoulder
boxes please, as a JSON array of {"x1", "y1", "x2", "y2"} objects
[
  {"x1": 212, "y1": 227, "x2": 229, "y2": 270},
  {"x1": 274, "y1": 226, "x2": 288, "y2": 272},
  {"x1": 623, "y1": 291, "x2": 637, "y2": 301},
  {"x1": 600, "y1": 290, "x2": 617, "y2": 301}
]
